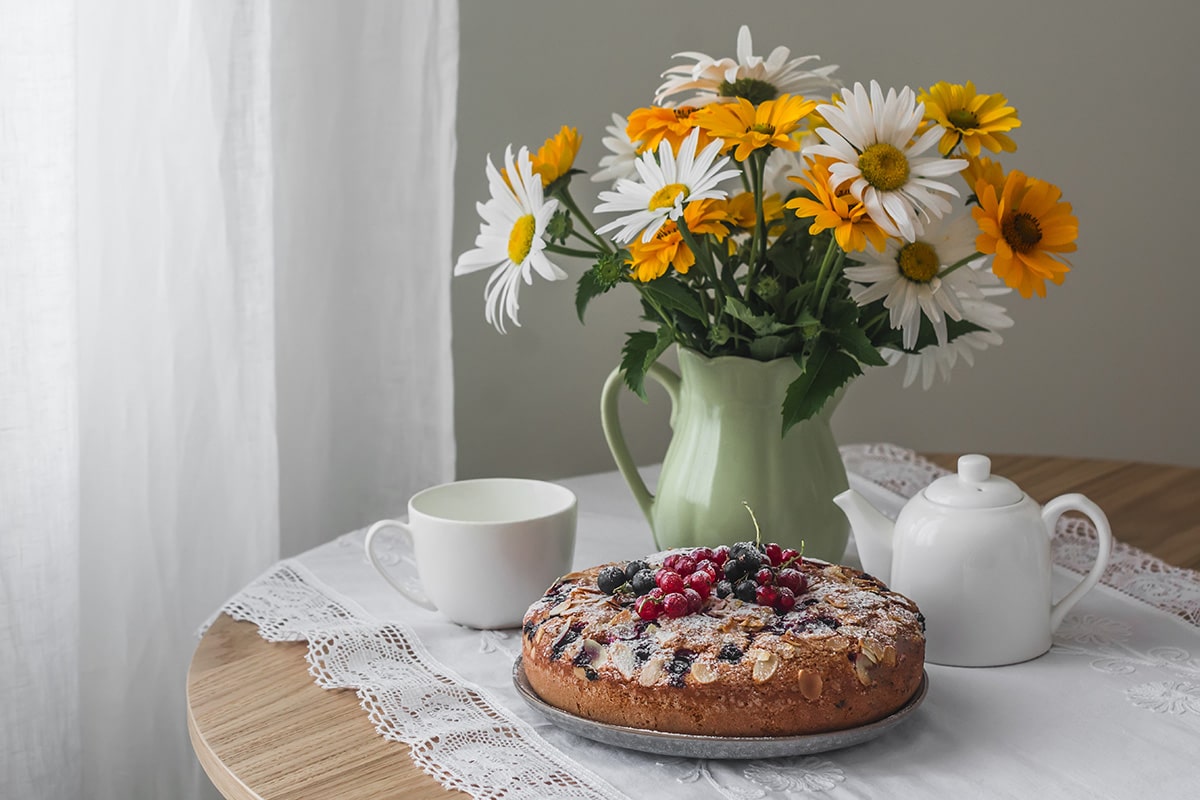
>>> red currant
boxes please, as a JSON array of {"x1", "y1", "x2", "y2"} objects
[
  {"x1": 712, "y1": 545, "x2": 730, "y2": 566},
  {"x1": 776, "y1": 568, "x2": 803, "y2": 593},
  {"x1": 755, "y1": 567, "x2": 774, "y2": 585},
  {"x1": 635, "y1": 595, "x2": 661, "y2": 620},
  {"x1": 765, "y1": 543, "x2": 783, "y2": 566},
  {"x1": 780, "y1": 548, "x2": 801, "y2": 566},
  {"x1": 683, "y1": 587, "x2": 703, "y2": 612},
  {"x1": 662, "y1": 553, "x2": 681, "y2": 571},
  {"x1": 755, "y1": 584, "x2": 779, "y2": 608},
  {"x1": 691, "y1": 546, "x2": 715, "y2": 563},
  {"x1": 647, "y1": 587, "x2": 665, "y2": 601},
  {"x1": 693, "y1": 559, "x2": 720, "y2": 581},
  {"x1": 775, "y1": 586, "x2": 796, "y2": 613},
  {"x1": 684, "y1": 571, "x2": 712, "y2": 599},
  {"x1": 663, "y1": 592, "x2": 690, "y2": 618},
  {"x1": 656, "y1": 569, "x2": 685, "y2": 595},
  {"x1": 674, "y1": 556, "x2": 697, "y2": 576}
]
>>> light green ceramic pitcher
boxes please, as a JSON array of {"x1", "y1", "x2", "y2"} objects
[{"x1": 600, "y1": 347, "x2": 850, "y2": 561}]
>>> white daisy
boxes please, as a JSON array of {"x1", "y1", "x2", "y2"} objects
[
  {"x1": 763, "y1": 146, "x2": 808, "y2": 199},
  {"x1": 844, "y1": 213, "x2": 984, "y2": 349},
  {"x1": 593, "y1": 128, "x2": 739, "y2": 245},
  {"x1": 454, "y1": 145, "x2": 565, "y2": 333},
  {"x1": 884, "y1": 288, "x2": 1014, "y2": 389},
  {"x1": 655, "y1": 25, "x2": 840, "y2": 107},
  {"x1": 590, "y1": 113, "x2": 639, "y2": 184},
  {"x1": 805, "y1": 80, "x2": 967, "y2": 241}
]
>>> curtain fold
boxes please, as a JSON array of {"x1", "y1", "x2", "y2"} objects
[{"x1": 0, "y1": 2, "x2": 458, "y2": 798}]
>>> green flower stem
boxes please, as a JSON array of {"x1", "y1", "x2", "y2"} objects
[
  {"x1": 938, "y1": 251, "x2": 984, "y2": 279},
  {"x1": 557, "y1": 187, "x2": 613, "y2": 254},
  {"x1": 746, "y1": 151, "x2": 768, "y2": 292},
  {"x1": 633, "y1": 284, "x2": 681, "y2": 341},
  {"x1": 817, "y1": 248, "x2": 845, "y2": 317},
  {"x1": 545, "y1": 243, "x2": 602, "y2": 259},
  {"x1": 811, "y1": 236, "x2": 840, "y2": 310},
  {"x1": 677, "y1": 218, "x2": 727, "y2": 319}
]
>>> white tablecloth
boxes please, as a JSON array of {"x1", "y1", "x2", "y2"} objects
[{"x1": 211, "y1": 444, "x2": 1200, "y2": 799}]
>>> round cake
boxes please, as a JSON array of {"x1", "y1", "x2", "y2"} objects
[{"x1": 521, "y1": 542, "x2": 925, "y2": 737}]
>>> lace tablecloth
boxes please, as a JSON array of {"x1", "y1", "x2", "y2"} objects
[{"x1": 210, "y1": 444, "x2": 1200, "y2": 799}]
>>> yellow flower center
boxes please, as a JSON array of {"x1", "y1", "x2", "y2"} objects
[
  {"x1": 858, "y1": 143, "x2": 910, "y2": 192},
  {"x1": 946, "y1": 108, "x2": 979, "y2": 130},
  {"x1": 673, "y1": 106, "x2": 698, "y2": 120},
  {"x1": 507, "y1": 214, "x2": 536, "y2": 264},
  {"x1": 1001, "y1": 211, "x2": 1043, "y2": 253},
  {"x1": 748, "y1": 123, "x2": 776, "y2": 136},
  {"x1": 648, "y1": 183, "x2": 690, "y2": 211},
  {"x1": 896, "y1": 241, "x2": 940, "y2": 282}
]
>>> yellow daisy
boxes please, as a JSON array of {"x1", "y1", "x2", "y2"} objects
[
  {"x1": 695, "y1": 94, "x2": 818, "y2": 161},
  {"x1": 785, "y1": 158, "x2": 889, "y2": 252},
  {"x1": 626, "y1": 105, "x2": 716, "y2": 154},
  {"x1": 972, "y1": 169, "x2": 1077, "y2": 298},
  {"x1": 920, "y1": 81, "x2": 1021, "y2": 157},
  {"x1": 961, "y1": 154, "x2": 1006, "y2": 199},
  {"x1": 530, "y1": 125, "x2": 582, "y2": 187},
  {"x1": 723, "y1": 191, "x2": 786, "y2": 235}
]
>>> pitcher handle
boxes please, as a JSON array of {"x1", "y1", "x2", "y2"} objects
[
  {"x1": 600, "y1": 362, "x2": 682, "y2": 525},
  {"x1": 1043, "y1": 494, "x2": 1113, "y2": 631}
]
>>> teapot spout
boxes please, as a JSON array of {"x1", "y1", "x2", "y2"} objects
[{"x1": 832, "y1": 489, "x2": 895, "y2": 582}]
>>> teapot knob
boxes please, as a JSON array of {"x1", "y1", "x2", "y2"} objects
[{"x1": 958, "y1": 454, "x2": 992, "y2": 484}]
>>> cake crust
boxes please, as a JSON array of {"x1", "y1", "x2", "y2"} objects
[{"x1": 521, "y1": 555, "x2": 924, "y2": 737}]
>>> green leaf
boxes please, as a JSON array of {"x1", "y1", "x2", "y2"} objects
[
  {"x1": 834, "y1": 323, "x2": 888, "y2": 367},
  {"x1": 619, "y1": 330, "x2": 659, "y2": 400},
  {"x1": 748, "y1": 334, "x2": 793, "y2": 361},
  {"x1": 641, "y1": 277, "x2": 707, "y2": 322},
  {"x1": 575, "y1": 270, "x2": 605, "y2": 323},
  {"x1": 724, "y1": 296, "x2": 790, "y2": 337},
  {"x1": 782, "y1": 337, "x2": 862, "y2": 435}
]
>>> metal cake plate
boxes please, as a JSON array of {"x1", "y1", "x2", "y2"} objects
[{"x1": 512, "y1": 656, "x2": 928, "y2": 759}]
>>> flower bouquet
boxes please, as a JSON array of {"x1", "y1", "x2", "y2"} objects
[{"x1": 454, "y1": 25, "x2": 1078, "y2": 436}]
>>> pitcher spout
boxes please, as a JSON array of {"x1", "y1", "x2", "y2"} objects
[{"x1": 832, "y1": 489, "x2": 895, "y2": 582}]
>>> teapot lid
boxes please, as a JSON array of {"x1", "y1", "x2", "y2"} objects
[{"x1": 923, "y1": 454, "x2": 1024, "y2": 508}]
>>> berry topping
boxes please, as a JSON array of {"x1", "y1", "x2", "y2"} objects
[
  {"x1": 692, "y1": 559, "x2": 720, "y2": 581},
  {"x1": 662, "y1": 553, "x2": 682, "y2": 571},
  {"x1": 755, "y1": 567, "x2": 774, "y2": 585},
  {"x1": 631, "y1": 568, "x2": 657, "y2": 596},
  {"x1": 665, "y1": 649, "x2": 696, "y2": 687},
  {"x1": 655, "y1": 569, "x2": 685, "y2": 595},
  {"x1": 597, "y1": 565, "x2": 627, "y2": 594},
  {"x1": 662, "y1": 592, "x2": 690, "y2": 618},
  {"x1": 647, "y1": 587, "x2": 665, "y2": 600},
  {"x1": 682, "y1": 587, "x2": 703, "y2": 612},
  {"x1": 717, "y1": 642, "x2": 744, "y2": 662},
  {"x1": 734, "y1": 579, "x2": 758, "y2": 603},
  {"x1": 684, "y1": 570, "x2": 713, "y2": 599},
  {"x1": 780, "y1": 548, "x2": 801, "y2": 566},
  {"x1": 714, "y1": 579, "x2": 734, "y2": 598},
  {"x1": 765, "y1": 542, "x2": 783, "y2": 566},
  {"x1": 712, "y1": 545, "x2": 730, "y2": 566},
  {"x1": 776, "y1": 568, "x2": 804, "y2": 593},
  {"x1": 775, "y1": 586, "x2": 796, "y2": 613},
  {"x1": 755, "y1": 584, "x2": 779, "y2": 608},
  {"x1": 624, "y1": 560, "x2": 650, "y2": 582},
  {"x1": 635, "y1": 595, "x2": 661, "y2": 620},
  {"x1": 674, "y1": 555, "x2": 697, "y2": 576},
  {"x1": 691, "y1": 546, "x2": 715, "y2": 562}
]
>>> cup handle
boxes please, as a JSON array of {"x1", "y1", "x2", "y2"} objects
[
  {"x1": 364, "y1": 519, "x2": 438, "y2": 612},
  {"x1": 1043, "y1": 494, "x2": 1113, "y2": 632},
  {"x1": 600, "y1": 361, "x2": 682, "y2": 526}
]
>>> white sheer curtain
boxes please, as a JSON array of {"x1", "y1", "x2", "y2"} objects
[{"x1": 0, "y1": 2, "x2": 457, "y2": 799}]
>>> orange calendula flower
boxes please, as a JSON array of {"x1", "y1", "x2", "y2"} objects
[
  {"x1": 626, "y1": 201, "x2": 729, "y2": 282},
  {"x1": 626, "y1": 221, "x2": 695, "y2": 282},
  {"x1": 920, "y1": 81, "x2": 1021, "y2": 157},
  {"x1": 785, "y1": 158, "x2": 888, "y2": 252},
  {"x1": 626, "y1": 105, "x2": 715, "y2": 154},
  {"x1": 961, "y1": 155, "x2": 1006, "y2": 199},
  {"x1": 695, "y1": 93, "x2": 818, "y2": 161},
  {"x1": 972, "y1": 169, "x2": 1077, "y2": 298},
  {"x1": 530, "y1": 125, "x2": 582, "y2": 187}
]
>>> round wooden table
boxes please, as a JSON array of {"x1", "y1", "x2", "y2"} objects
[{"x1": 187, "y1": 454, "x2": 1200, "y2": 799}]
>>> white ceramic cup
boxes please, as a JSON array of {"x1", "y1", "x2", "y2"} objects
[{"x1": 364, "y1": 478, "x2": 577, "y2": 629}]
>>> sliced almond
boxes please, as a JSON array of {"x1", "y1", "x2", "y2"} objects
[
  {"x1": 855, "y1": 655, "x2": 873, "y2": 686},
  {"x1": 607, "y1": 641, "x2": 636, "y2": 679},
  {"x1": 751, "y1": 650, "x2": 779, "y2": 682},
  {"x1": 778, "y1": 642, "x2": 796, "y2": 659},
  {"x1": 690, "y1": 661, "x2": 719, "y2": 684},
  {"x1": 639, "y1": 656, "x2": 667, "y2": 686},
  {"x1": 797, "y1": 668, "x2": 824, "y2": 701},
  {"x1": 860, "y1": 639, "x2": 882, "y2": 664},
  {"x1": 581, "y1": 639, "x2": 608, "y2": 668}
]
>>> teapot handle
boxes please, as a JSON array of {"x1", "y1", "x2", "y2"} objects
[
  {"x1": 1043, "y1": 494, "x2": 1113, "y2": 631},
  {"x1": 600, "y1": 362, "x2": 681, "y2": 525}
]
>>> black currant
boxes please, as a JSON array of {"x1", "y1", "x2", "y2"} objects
[
  {"x1": 735, "y1": 579, "x2": 758, "y2": 603},
  {"x1": 624, "y1": 560, "x2": 649, "y2": 582},
  {"x1": 714, "y1": 579, "x2": 734, "y2": 598},
  {"x1": 630, "y1": 568, "x2": 657, "y2": 596},
  {"x1": 597, "y1": 565, "x2": 626, "y2": 594}
]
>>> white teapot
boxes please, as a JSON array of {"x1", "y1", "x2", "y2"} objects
[{"x1": 833, "y1": 454, "x2": 1113, "y2": 667}]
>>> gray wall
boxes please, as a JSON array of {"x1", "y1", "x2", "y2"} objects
[{"x1": 453, "y1": 0, "x2": 1200, "y2": 480}]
